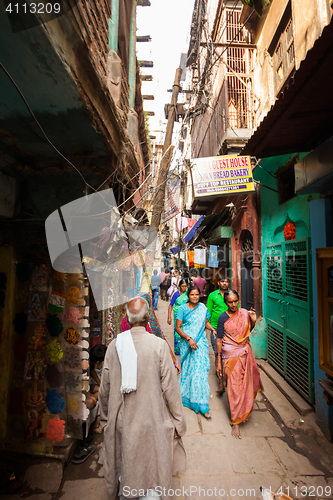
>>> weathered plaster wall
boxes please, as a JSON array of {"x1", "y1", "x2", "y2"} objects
[{"x1": 253, "y1": 0, "x2": 330, "y2": 125}]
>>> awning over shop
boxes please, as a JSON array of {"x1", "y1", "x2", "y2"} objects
[
  {"x1": 190, "y1": 210, "x2": 229, "y2": 247},
  {"x1": 208, "y1": 225, "x2": 233, "y2": 240},
  {"x1": 170, "y1": 245, "x2": 183, "y2": 255},
  {"x1": 295, "y1": 137, "x2": 333, "y2": 194},
  {"x1": 241, "y1": 18, "x2": 333, "y2": 158},
  {"x1": 183, "y1": 215, "x2": 204, "y2": 244}
]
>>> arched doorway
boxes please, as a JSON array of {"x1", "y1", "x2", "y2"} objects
[{"x1": 240, "y1": 230, "x2": 254, "y2": 310}]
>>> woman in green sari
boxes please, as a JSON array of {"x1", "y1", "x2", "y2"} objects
[{"x1": 167, "y1": 279, "x2": 188, "y2": 355}]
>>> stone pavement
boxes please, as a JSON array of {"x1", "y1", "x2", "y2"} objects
[{"x1": 1, "y1": 297, "x2": 332, "y2": 500}]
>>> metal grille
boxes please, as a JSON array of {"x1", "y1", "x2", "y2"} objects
[
  {"x1": 286, "y1": 336, "x2": 310, "y2": 399},
  {"x1": 227, "y1": 75, "x2": 253, "y2": 129},
  {"x1": 227, "y1": 47, "x2": 247, "y2": 73},
  {"x1": 267, "y1": 323, "x2": 284, "y2": 372},
  {"x1": 285, "y1": 254, "x2": 308, "y2": 301},
  {"x1": 225, "y1": 8, "x2": 252, "y2": 44},
  {"x1": 285, "y1": 240, "x2": 306, "y2": 253},
  {"x1": 266, "y1": 254, "x2": 283, "y2": 294}
]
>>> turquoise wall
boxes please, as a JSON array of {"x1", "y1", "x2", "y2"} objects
[
  {"x1": 250, "y1": 318, "x2": 267, "y2": 359},
  {"x1": 254, "y1": 154, "x2": 313, "y2": 320}
]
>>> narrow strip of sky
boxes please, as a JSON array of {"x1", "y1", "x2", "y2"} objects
[{"x1": 136, "y1": 0, "x2": 195, "y2": 137}]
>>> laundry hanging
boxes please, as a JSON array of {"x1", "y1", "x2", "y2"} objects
[
  {"x1": 208, "y1": 245, "x2": 218, "y2": 268},
  {"x1": 187, "y1": 251, "x2": 194, "y2": 266},
  {"x1": 194, "y1": 248, "x2": 206, "y2": 266}
]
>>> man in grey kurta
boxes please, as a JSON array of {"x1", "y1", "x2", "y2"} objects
[{"x1": 99, "y1": 297, "x2": 186, "y2": 500}]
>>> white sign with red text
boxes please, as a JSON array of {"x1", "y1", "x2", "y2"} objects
[{"x1": 192, "y1": 155, "x2": 255, "y2": 198}]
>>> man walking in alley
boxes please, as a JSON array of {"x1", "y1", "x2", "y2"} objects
[
  {"x1": 206, "y1": 275, "x2": 232, "y2": 394},
  {"x1": 99, "y1": 296, "x2": 186, "y2": 500},
  {"x1": 159, "y1": 268, "x2": 170, "y2": 301},
  {"x1": 191, "y1": 271, "x2": 207, "y2": 303},
  {"x1": 206, "y1": 276, "x2": 230, "y2": 355},
  {"x1": 151, "y1": 270, "x2": 162, "y2": 310}
]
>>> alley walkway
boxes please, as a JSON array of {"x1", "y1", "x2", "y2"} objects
[{"x1": 1, "y1": 298, "x2": 332, "y2": 500}]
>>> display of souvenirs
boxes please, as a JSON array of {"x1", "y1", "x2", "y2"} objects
[
  {"x1": 64, "y1": 371, "x2": 81, "y2": 391},
  {"x1": 77, "y1": 339, "x2": 89, "y2": 349},
  {"x1": 64, "y1": 326, "x2": 80, "y2": 345},
  {"x1": 45, "y1": 389, "x2": 66, "y2": 414},
  {"x1": 46, "y1": 415, "x2": 65, "y2": 444},
  {"x1": 64, "y1": 306, "x2": 82, "y2": 324},
  {"x1": 24, "y1": 352, "x2": 47, "y2": 381},
  {"x1": 45, "y1": 364, "x2": 63, "y2": 388},
  {"x1": 27, "y1": 323, "x2": 47, "y2": 350},
  {"x1": 81, "y1": 329, "x2": 89, "y2": 338},
  {"x1": 66, "y1": 392, "x2": 81, "y2": 418},
  {"x1": 48, "y1": 291, "x2": 66, "y2": 313},
  {"x1": 63, "y1": 346, "x2": 81, "y2": 369},
  {"x1": 145, "y1": 250, "x2": 154, "y2": 266},
  {"x1": 46, "y1": 314, "x2": 63, "y2": 337},
  {"x1": 66, "y1": 286, "x2": 85, "y2": 306},
  {"x1": 46, "y1": 339, "x2": 63, "y2": 363},
  {"x1": 26, "y1": 383, "x2": 46, "y2": 412},
  {"x1": 30, "y1": 264, "x2": 48, "y2": 291},
  {"x1": 116, "y1": 250, "x2": 132, "y2": 270},
  {"x1": 67, "y1": 274, "x2": 84, "y2": 287},
  {"x1": 132, "y1": 248, "x2": 146, "y2": 267},
  {"x1": 25, "y1": 409, "x2": 44, "y2": 440},
  {"x1": 8, "y1": 261, "x2": 130, "y2": 451},
  {"x1": 28, "y1": 293, "x2": 47, "y2": 321}
]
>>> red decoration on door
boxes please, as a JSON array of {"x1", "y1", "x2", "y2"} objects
[{"x1": 284, "y1": 221, "x2": 296, "y2": 241}]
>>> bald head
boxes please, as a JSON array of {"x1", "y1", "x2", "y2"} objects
[{"x1": 125, "y1": 297, "x2": 149, "y2": 327}]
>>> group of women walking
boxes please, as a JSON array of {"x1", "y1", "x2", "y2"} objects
[{"x1": 167, "y1": 279, "x2": 263, "y2": 438}]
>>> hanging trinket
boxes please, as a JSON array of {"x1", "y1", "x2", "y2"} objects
[
  {"x1": 48, "y1": 291, "x2": 66, "y2": 313},
  {"x1": 64, "y1": 326, "x2": 80, "y2": 345},
  {"x1": 132, "y1": 248, "x2": 146, "y2": 267},
  {"x1": 45, "y1": 389, "x2": 66, "y2": 414},
  {"x1": 46, "y1": 339, "x2": 64, "y2": 363},
  {"x1": 27, "y1": 323, "x2": 47, "y2": 350},
  {"x1": 46, "y1": 415, "x2": 65, "y2": 444}
]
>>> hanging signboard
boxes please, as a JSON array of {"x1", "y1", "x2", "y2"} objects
[{"x1": 192, "y1": 155, "x2": 255, "y2": 198}]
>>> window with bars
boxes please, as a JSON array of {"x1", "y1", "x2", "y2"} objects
[
  {"x1": 222, "y1": 7, "x2": 254, "y2": 129},
  {"x1": 268, "y1": 2, "x2": 295, "y2": 96},
  {"x1": 225, "y1": 7, "x2": 252, "y2": 44}
]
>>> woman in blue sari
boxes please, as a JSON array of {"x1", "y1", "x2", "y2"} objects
[{"x1": 176, "y1": 285, "x2": 217, "y2": 419}]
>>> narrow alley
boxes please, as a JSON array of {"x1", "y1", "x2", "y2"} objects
[
  {"x1": 1, "y1": 0, "x2": 333, "y2": 499},
  {"x1": 2, "y1": 298, "x2": 332, "y2": 500}
]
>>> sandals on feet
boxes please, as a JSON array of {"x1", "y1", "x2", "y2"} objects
[
  {"x1": 203, "y1": 412, "x2": 211, "y2": 419},
  {"x1": 71, "y1": 445, "x2": 96, "y2": 464}
]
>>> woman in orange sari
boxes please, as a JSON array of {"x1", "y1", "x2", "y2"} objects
[{"x1": 216, "y1": 290, "x2": 263, "y2": 439}]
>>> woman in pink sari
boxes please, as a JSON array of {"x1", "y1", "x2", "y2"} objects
[{"x1": 216, "y1": 290, "x2": 263, "y2": 439}]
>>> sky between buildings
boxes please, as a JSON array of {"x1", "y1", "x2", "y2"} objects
[{"x1": 136, "y1": 0, "x2": 195, "y2": 143}]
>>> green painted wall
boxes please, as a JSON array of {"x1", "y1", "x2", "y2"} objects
[
  {"x1": 253, "y1": 154, "x2": 317, "y2": 350},
  {"x1": 109, "y1": 0, "x2": 120, "y2": 53},
  {"x1": 250, "y1": 318, "x2": 267, "y2": 358}
]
